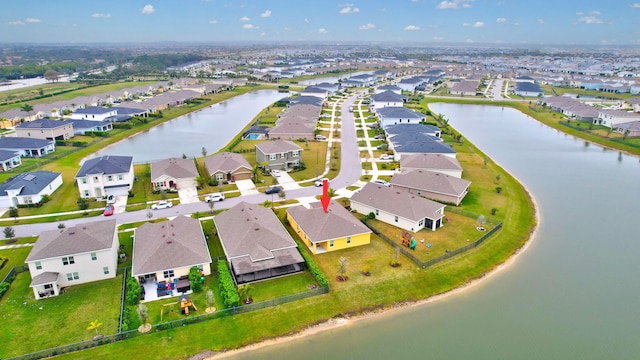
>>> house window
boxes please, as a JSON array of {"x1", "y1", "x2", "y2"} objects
[
  {"x1": 103, "y1": 267, "x2": 109, "y2": 275},
  {"x1": 394, "y1": 216, "x2": 398, "y2": 223},
  {"x1": 281, "y1": 152, "x2": 287, "y2": 158},
  {"x1": 107, "y1": 175, "x2": 113, "y2": 182},
  {"x1": 269, "y1": 154, "x2": 276, "y2": 160},
  {"x1": 62, "y1": 256, "x2": 75, "y2": 265},
  {"x1": 197, "y1": 264, "x2": 204, "y2": 272},
  {"x1": 66, "y1": 272, "x2": 79, "y2": 281},
  {"x1": 117, "y1": 175, "x2": 124, "y2": 181},
  {"x1": 215, "y1": 173, "x2": 224, "y2": 181},
  {"x1": 91, "y1": 253, "x2": 97, "y2": 261},
  {"x1": 418, "y1": 220, "x2": 424, "y2": 226},
  {"x1": 93, "y1": 176, "x2": 99, "y2": 183},
  {"x1": 375, "y1": 209, "x2": 379, "y2": 216},
  {"x1": 83, "y1": 190, "x2": 90, "y2": 197},
  {"x1": 292, "y1": 160, "x2": 300, "y2": 166},
  {"x1": 25, "y1": 196, "x2": 33, "y2": 204},
  {"x1": 329, "y1": 240, "x2": 334, "y2": 247},
  {"x1": 163, "y1": 270, "x2": 175, "y2": 279},
  {"x1": 35, "y1": 261, "x2": 42, "y2": 270},
  {"x1": 346, "y1": 236, "x2": 351, "y2": 244},
  {"x1": 292, "y1": 151, "x2": 300, "y2": 157},
  {"x1": 81, "y1": 178, "x2": 87, "y2": 184},
  {"x1": 44, "y1": 284, "x2": 52, "y2": 290}
]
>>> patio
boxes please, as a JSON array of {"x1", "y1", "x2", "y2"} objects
[{"x1": 140, "y1": 277, "x2": 193, "y2": 302}]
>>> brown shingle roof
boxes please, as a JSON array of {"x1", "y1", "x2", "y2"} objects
[
  {"x1": 400, "y1": 153, "x2": 462, "y2": 172},
  {"x1": 150, "y1": 157, "x2": 198, "y2": 181},
  {"x1": 27, "y1": 219, "x2": 117, "y2": 262},
  {"x1": 286, "y1": 201, "x2": 371, "y2": 243},
  {"x1": 390, "y1": 169, "x2": 471, "y2": 197},
  {"x1": 351, "y1": 183, "x2": 445, "y2": 222},
  {"x1": 132, "y1": 216, "x2": 211, "y2": 276}
]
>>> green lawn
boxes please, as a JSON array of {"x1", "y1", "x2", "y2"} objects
[
  {"x1": 0, "y1": 272, "x2": 123, "y2": 359},
  {"x1": 0, "y1": 246, "x2": 31, "y2": 281}
]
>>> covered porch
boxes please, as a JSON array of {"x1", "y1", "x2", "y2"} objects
[
  {"x1": 230, "y1": 248, "x2": 306, "y2": 285},
  {"x1": 139, "y1": 275, "x2": 193, "y2": 302},
  {"x1": 30, "y1": 272, "x2": 60, "y2": 300}
]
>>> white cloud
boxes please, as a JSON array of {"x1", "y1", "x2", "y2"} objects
[
  {"x1": 7, "y1": 20, "x2": 25, "y2": 26},
  {"x1": 25, "y1": 18, "x2": 41, "y2": 23},
  {"x1": 404, "y1": 25, "x2": 420, "y2": 31},
  {"x1": 577, "y1": 11, "x2": 604, "y2": 24},
  {"x1": 632, "y1": 3, "x2": 640, "y2": 8},
  {"x1": 463, "y1": 22, "x2": 470, "y2": 27},
  {"x1": 590, "y1": 10, "x2": 601, "y2": 15},
  {"x1": 243, "y1": 23, "x2": 254, "y2": 29},
  {"x1": 91, "y1": 13, "x2": 111, "y2": 19},
  {"x1": 466, "y1": 38, "x2": 474, "y2": 43},
  {"x1": 284, "y1": 27, "x2": 292, "y2": 31},
  {"x1": 537, "y1": 19, "x2": 545, "y2": 24},
  {"x1": 304, "y1": 18, "x2": 310, "y2": 23},
  {"x1": 339, "y1": 6, "x2": 360, "y2": 14},
  {"x1": 433, "y1": 36, "x2": 444, "y2": 40},
  {"x1": 496, "y1": 17, "x2": 507, "y2": 23},
  {"x1": 473, "y1": 21, "x2": 484, "y2": 28},
  {"x1": 209, "y1": 19, "x2": 218, "y2": 24},
  {"x1": 359, "y1": 23, "x2": 376, "y2": 30},
  {"x1": 437, "y1": 0, "x2": 473, "y2": 9},
  {"x1": 318, "y1": 28, "x2": 328, "y2": 34},
  {"x1": 142, "y1": 5, "x2": 155, "y2": 14},
  {"x1": 240, "y1": 16, "x2": 250, "y2": 22},
  {"x1": 260, "y1": 32, "x2": 266, "y2": 37},
  {"x1": 260, "y1": 10, "x2": 272, "y2": 18}
]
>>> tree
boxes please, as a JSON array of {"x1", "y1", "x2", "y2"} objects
[
  {"x1": 491, "y1": 208, "x2": 498, "y2": 216},
  {"x1": 328, "y1": 188, "x2": 336, "y2": 198},
  {"x1": 8, "y1": 207, "x2": 18, "y2": 221},
  {"x1": 3, "y1": 226, "x2": 15, "y2": 240},
  {"x1": 477, "y1": 215, "x2": 486, "y2": 227},
  {"x1": 20, "y1": 104, "x2": 34, "y2": 121},
  {"x1": 208, "y1": 199, "x2": 215, "y2": 214},
  {"x1": 201, "y1": 146, "x2": 207, "y2": 157},
  {"x1": 338, "y1": 256, "x2": 348, "y2": 281},
  {"x1": 137, "y1": 303, "x2": 149, "y2": 325},
  {"x1": 238, "y1": 284, "x2": 253, "y2": 304},
  {"x1": 86, "y1": 319, "x2": 103, "y2": 336},
  {"x1": 188, "y1": 266, "x2": 204, "y2": 293},
  {"x1": 77, "y1": 198, "x2": 89, "y2": 212}
]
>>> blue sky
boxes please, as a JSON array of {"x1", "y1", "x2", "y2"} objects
[{"x1": 3, "y1": 1, "x2": 640, "y2": 45}]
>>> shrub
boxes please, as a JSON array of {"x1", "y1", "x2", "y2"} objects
[
  {"x1": 125, "y1": 277, "x2": 141, "y2": 306},
  {"x1": 0, "y1": 281, "x2": 10, "y2": 298},
  {"x1": 188, "y1": 266, "x2": 203, "y2": 293},
  {"x1": 367, "y1": 212, "x2": 375, "y2": 220},
  {"x1": 298, "y1": 249, "x2": 329, "y2": 287},
  {"x1": 217, "y1": 260, "x2": 240, "y2": 308}
]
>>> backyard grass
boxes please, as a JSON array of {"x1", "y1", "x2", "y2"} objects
[
  {"x1": 0, "y1": 246, "x2": 31, "y2": 280},
  {"x1": 0, "y1": 272, "x2": 123, "y2": 359}
]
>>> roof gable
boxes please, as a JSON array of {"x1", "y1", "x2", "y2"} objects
[{"x1": 27, "y1": 219, "x2": 116, "y2": 261}]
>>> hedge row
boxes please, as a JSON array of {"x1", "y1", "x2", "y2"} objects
[
  {"x1": 0, "y1": 281, "x2": 9, "y2": 299},
  {"x1": 217, "y1": 260, "x2": 240, "y2": 308},
  {"x1": 298, "y1": 249, "x2": 329, "y2": 287},
  {"x1": 125, "y1": 277, "x2": 141, "y2": 306}
]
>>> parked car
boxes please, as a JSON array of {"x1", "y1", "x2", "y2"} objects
[
  {"x1": 151, "y1": 201, "x2": 173, "y2": 210},
  {"x1": 204, "y1": 192, "x2": 225, "y2": 202},
  {"x1": 372, "y1": 179, "x2": 390, "y2": 187},
  {"x1": 379, "y1": 154, "x2": 394, "y2": 161},
  {"x1": 103, "y1": 204, "x2": 115, "y2": 216},
  {"x1": 271, "y1": 169, "x2": 281, "y2": 177},
  {"x1": 314, "y1": 178, "x2": 329, "y2": 187},
  {"x1": 315, "y1": 134, "x2": 326, "y2": 140},
  {"x1": 106, "y1": 194, "x2": 116, "y2": 204},
  {"x1": 265, "y1": 186, "x2": 282, "y2": 194}
]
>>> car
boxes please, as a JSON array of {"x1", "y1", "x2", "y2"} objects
[
  {"x1": 379, "y1": 154, "x2": 393, "y2": 161},
  {"x1": 103, "y1": 204, "x2": 115, "y2": 216},
  {"x1": 372, "y1": 179, "x2": 390, "y2": 187},
  {"x1": 314, "y1": 178, "x2": 329, "y2": 187},
  {"x1": 373, "y1": 135, "x2": 383, "y2": 140},
  {"x1": 376, "y1": 144, "x2": 385, "y2": 150},
  {"x1": 106, "y1": 194, "x2": 116, "y2": 204},
  {"x1": 265, "y1": 186, "x2": 281, "y2": 194},
  {"x1": 271, "y1": 169, "x2": 281, "y2": 177},
  {"x1": 315, "y1": 134, "x2": 326, "y2": 140},
  {"x1": 151, "y1": 201, "x2": 173, "y2": 210},
  {"x1": 205, "y1": 192, "x2": 225, "y2": 202}
]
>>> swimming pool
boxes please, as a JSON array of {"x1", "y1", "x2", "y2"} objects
[{"x1": 245, "y1": 133, "x2": 260, "y2": 140}]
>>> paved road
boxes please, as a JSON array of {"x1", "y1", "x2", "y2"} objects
[{"x1": 9, "y1": 93, "x2": 365, "y2": 238}]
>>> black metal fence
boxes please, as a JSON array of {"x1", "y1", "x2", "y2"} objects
[{"x1": 363, "y1": 219, "x2": 502, "y2": 269}]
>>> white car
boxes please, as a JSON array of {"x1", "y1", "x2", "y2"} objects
[
  {"x1": 314, "y1": 178, "x2": 329, "y2": 187},
  {"x1": 151, "y1": 201, "x2": 173, "y2": 210},
  {"x1": 205, "y1": 193, "x2": 225, "y2": 202},
  {"x1": 379, "y1": 154, "x2": 394, "y2": 161},
  {"x1": 271, "y1": 169, "x2": 281, "y2": 177}
]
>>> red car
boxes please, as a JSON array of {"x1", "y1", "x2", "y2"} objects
[{"x1": 103, "y1": 204, "x2": 115, "y2": 216}]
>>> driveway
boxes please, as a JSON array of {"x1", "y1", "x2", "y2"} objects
[
  {"x1": 276, "y1": 171, "x2": 302, "y2": 191},
  {"x1": 178, "y1": 187, "x2": 199, "y2": 204},
  {"x1": 235, "y1": 179, "x2": 260, "y2": 195}
]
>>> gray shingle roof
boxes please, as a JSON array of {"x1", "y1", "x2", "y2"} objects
[
  {"x1": 371, "y1": 90, "x2": 406, "y2": 103},
  {"x1": 0, "y1": 170, "x2": 61, "y2": 197},
  {"x1": 132, "y1": 216, "x2": 211, "y2": 276},
  {"x1": 286, "y1": 201, "x2": 371, "y2": 243},
  {"x1": 376, "y1": 107, "x2": 424, "y2": 119},
  {"x1": 30, "y1": 271, "x2": 60, "y2": 286},
  {"x1": 75, "y1": 155, "x2": 132, "y2": 178},
  {"x1": 385, "y1": 123, "x2": 441, "y2": 136},
  {"x1": 0, "y1": 149, "x2": 19, "y2": 161},
  {"x1": 390, "y1": 169, "x2": 471, "y2": 197},
  {"x1": 67, "y1": 119, "x2": 111, "y2": 130},
  {"x1": 203, "y1": 152, "x2": 252, "y2": 175},
  {"x1": 351, "y1": 183, "x2": 446, "y2": 222},
  {"x1": 73, "y1": 106, "x2": 115, "y2": 115},
  {"x1": 15, "y1": 119, "x2": 68, "y2": 129},
  {"x1": 400, "y1": 153, "x2": 462, "y2": 172},
  {"x1": 151, "y1": 157, "x2": 198, "y2": 181},
  {"x1": 255, "y1": 140, "x2": 302, "y2": 155},
  {"x1": 392, "y1": 135, "x2": 455, "y2": 155},
  {"x1": 27, "y1": 219, "x2": 117, "y2": 262},
  {"x1": 0, "y1": 137, "x2": 53, "y2": 149}
]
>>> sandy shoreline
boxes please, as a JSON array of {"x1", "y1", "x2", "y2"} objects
[{"x1": 204, "y1": 188, "x2": 541, "y2": 360}]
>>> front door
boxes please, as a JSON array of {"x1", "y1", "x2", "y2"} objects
[{"x1": 95, "y1": 188, "x2": 102, "y2": 197}]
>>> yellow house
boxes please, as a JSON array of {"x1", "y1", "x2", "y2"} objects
[{"x1": 286, "y1": 200, "x2": 372, "y2": 254}]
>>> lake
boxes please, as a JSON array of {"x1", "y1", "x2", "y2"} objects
[
  {"x1": 233, "y1": 103, "x2": 640, "y2": 359},
  {"x1": 92, "y1": 90, "x2": 287, "y2": 163}
]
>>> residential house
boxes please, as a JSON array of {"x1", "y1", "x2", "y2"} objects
[
  {"x1": 132, "y1": 216, "x2": 212, "y2": 292},
  {"x1": 255, "y1": 140, "x2": 303, "y2": 170},
  {"x1": 0, "y1": 137, "x2": 55, "y2": 157},
  {"x1": 75, "y1": 155, "x2": 134, "y2": 198},
  {"x1": 370, "y1": 90, "x2": 406, "y2": 109},
  {"x1": 0, "y1": 150, "x2": 21, "y2": 172},
  {"x1": 67, "y1": 120, "x2": 113, "y2": 135},
  {"x1": 301, "y1": 86, "x2": 330, "y2": 99},
  {"x1": 397, "y1": 77, "x2": 425, "y2": 92},
  {"x1": 376, "y1": 107, "x2": 426, "y2": 129},
  {"x1": 287, "y1": 95, "x2": 324, "y2": 108},
  {"x1": 151, "y1": 157, "x2": 198, "y2": 191},
  {"x1": 268, "y1": 122, "x2": 316, "y2": 140},
  {"x1": 390, "y1": 169, "x2": 471, "y2": 206},
  {"x1": 385, "y1": 123, "x2": 441, "y2": 140},
  {"x1": 26, "y1": 219, "x2": 118, "y2": 300},
  {"x1": 0, "y1": 170, "x2": 62, "y2": 208},
  {"x1": 350, "y1": 183, "x2": 446, "y2": 233},
  {"x1": 214, "y1": 202, "x2": 306, "y2": 284},
  {"x1": 450, "y1": 80, "x2": 479, "y2": 96},
  {"x1": 375, "y1": 84, "x2": 402, "y2": 95},
  {"x1": 514, "y1": 82, "x2": 544, "y2": 97},
  {"x1": 70, "y1": 106, "x2": 118, "y2": 121},
  {"x1": 15, "y1": 119, "x2": 74, "y2": 141},
  {"x1": 287, "y1": 200, "x2": 372, "y2": 254},
  {"x1": 597, "y1": 109, "x2": 640, "y2": 128},
  {"x1": 400, "y1": 153, "x2": 463, "y2": 178},
  {"x1": 616, "y1": 121, "x2": 640, "y2": 137},
  {"x1": 204, "y1": 152, "x2": 253, "y2": 182}
]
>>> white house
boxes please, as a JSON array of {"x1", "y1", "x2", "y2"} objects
[
  {"x1": 597, "y1": 109, "x2": 640, "y2": 128},
  {"x1": 75, "y1": 155, "x2": 134, "y2": 199},
  {"x1": 26, "y1": 219, "x2": 118, "y2": 300},
  {"x1": 70, "y1": 106, "x2": 118, "y2": 121},
  {"x1": 0, "y1": 171, "x2": 63, "y2": 208},
  {"x1": 370, "y1": 90, "x2": 406, "y2": 109},
  {"x1": 150, "y1": 157, "x2": 198, "y2": 191},
  {"x1": 350, "y1": 183, "x2": 446, "y2": 233},
  {"x1": 375, "y1": 107, "x2": 426, "y2": 129}
]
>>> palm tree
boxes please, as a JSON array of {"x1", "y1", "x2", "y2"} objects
[{"x1": 20, "y1": 104, "x2": 34, "y2": 122}]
